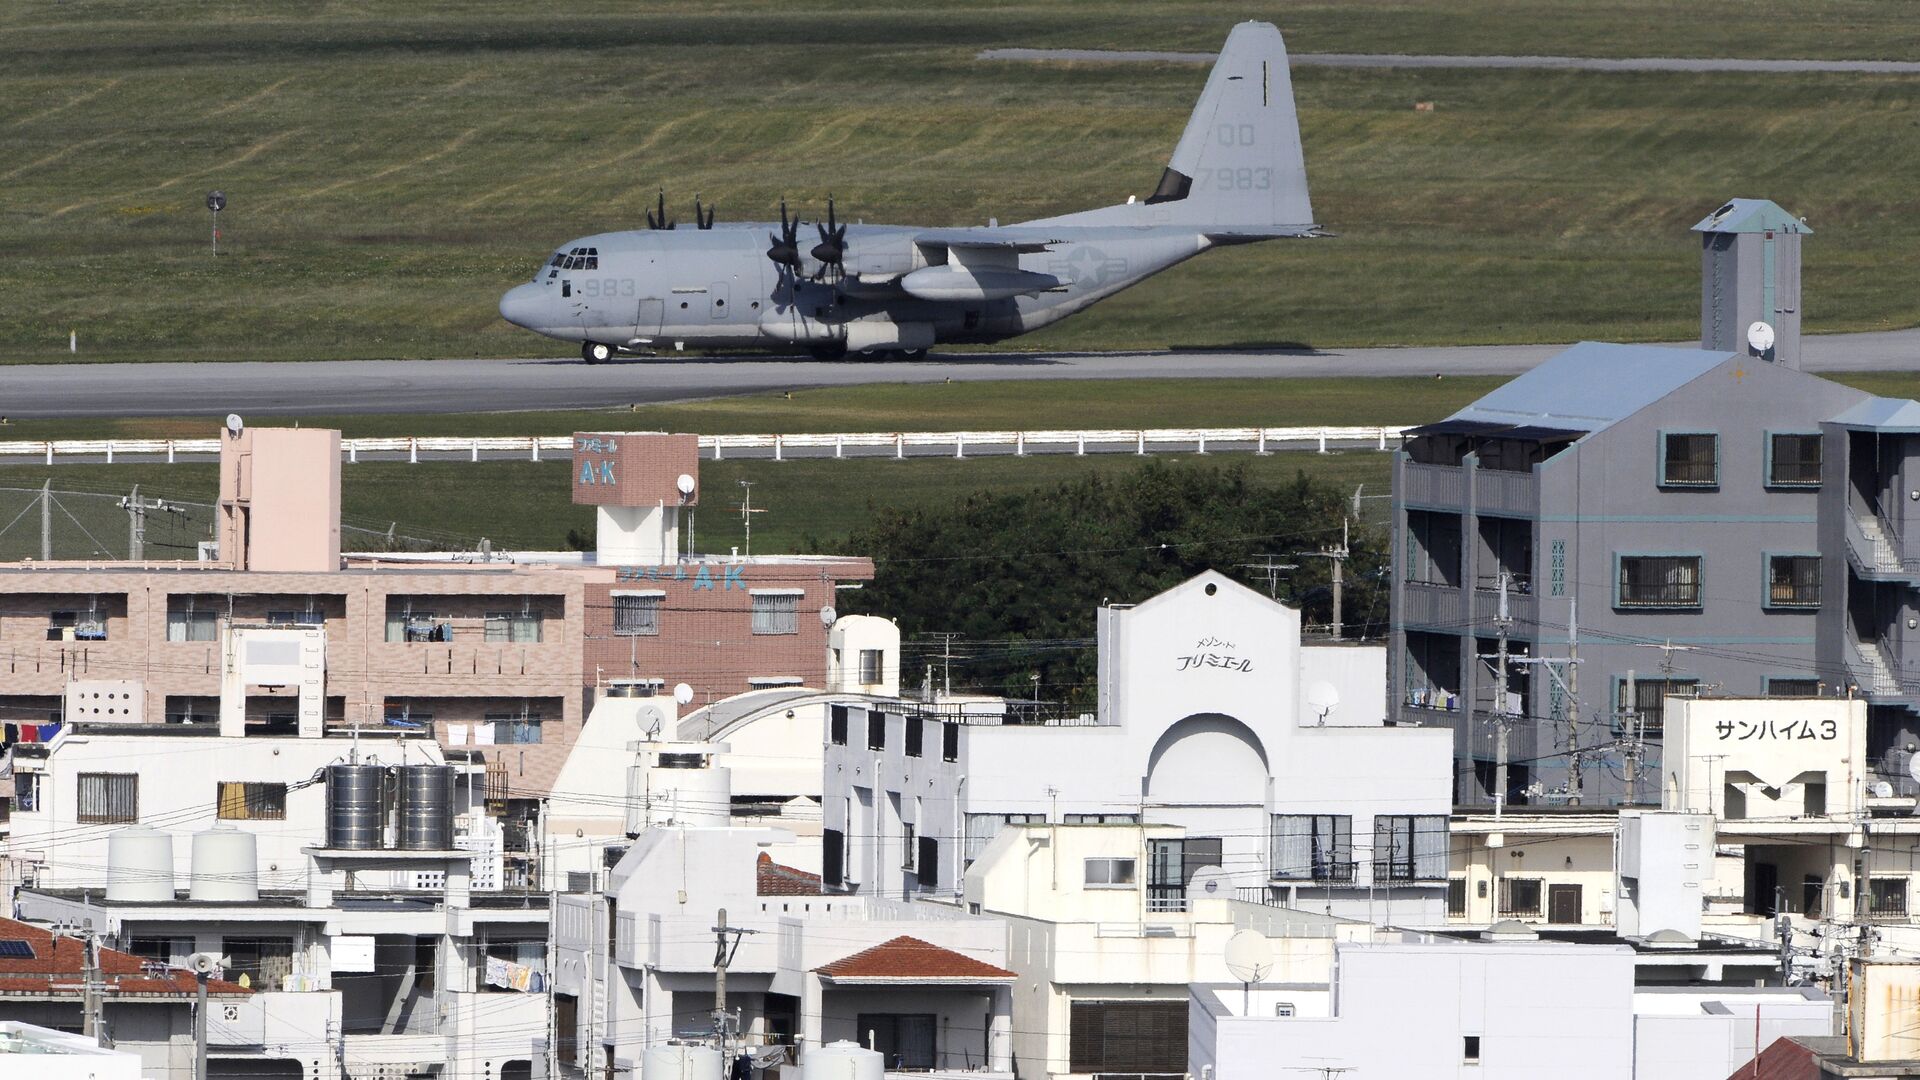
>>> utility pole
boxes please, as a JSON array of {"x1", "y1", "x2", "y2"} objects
[
  {"x1": 1566, "y1": 595, "x2": 1582, "y2": 806},
  {"x1": 80, "y1": 927, "x2": 103, "y2": 1044},
  {"x1": 118, "y1": 486, "x2": 181, "y2": 561},
  {"x1": 1622, "y1": 668, "x2": 1642, "y2": 796},
  {"x1": 40, "y1": 479, "x2": 51, "y2": 561},
  {"x1": 193, "y1": 968, "x2": 209, "y2": 1080},
  {"x1": 1295, "y1": 518, "x2": 1349, "y2": 638},
  {"x1": 1479, "y1": 572, "x2": 1516, "y2": 816},
  {"x1": 711, "y1": 908, "x2": 756, "y2": 1052},
  {"x1": 1236, "y1": 555, "x2": 1298, "y2": 599},
  {"x1": 924, "y1": 632, "x2": 964, "y2": 699}
]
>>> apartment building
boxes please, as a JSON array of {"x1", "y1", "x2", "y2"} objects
[{"x1": 822, "y1": 571, "x2": 1455, "y2": 924}]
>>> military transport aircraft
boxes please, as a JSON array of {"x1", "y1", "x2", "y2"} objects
[{"x1": 498, "y1": 21, "x2": 1320, "y2": 363}]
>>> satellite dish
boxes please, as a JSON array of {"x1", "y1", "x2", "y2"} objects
[
  {"x1": 1747, "y1": 320, "x2": 1776, "y2": 354},
  {"x1": 676, "y1": 473, "x2": 696, "y2": 496},
  {"x1": 1873, "y1": 781, "x2": 1895, "y2": 799},
  {"x1": 637, "y1": 705, "x2": 665, "y2": 738},
  {"x1": 1305, "y1": 680, "x2": 1340, "y2": 725},
  {"x1": 206, "y1": 190, "x2": 226, "y2": 213},
  {"x1": 224, "y1": 413, "x2": 244, "y2": 437},
  {"x1": 1905, "y1": 750, "x2": 1920, "y2": 787},
  {"x1": 673, "y1": 682, "x2": 694, "y2": 706},
  {"x1": 1223, "y1": 929, "x2": 1274, "y2": 984},
  {"x1": 820, "y1": 605, "x2": 838, "y2": 627}
]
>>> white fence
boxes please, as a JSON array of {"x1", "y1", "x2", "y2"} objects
[{"x1": 0, "y1": 426, "x2": 1410, "y2": 464}]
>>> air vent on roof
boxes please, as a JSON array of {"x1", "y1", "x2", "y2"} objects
[
  {"x1": 0, "y1": 940, "x2": 36, "y2": 959},
  {"x1": 1711, "y1": 201, "x2": 1736, "y2": 222}
]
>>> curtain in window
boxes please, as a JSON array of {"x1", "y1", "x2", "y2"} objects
[
  {"x1": 1271, "y1": 815, "x2": 1311, "y2": 879},
  {"x1": 1413, "y1": 816, "x2": 1448, "y2": 880}
]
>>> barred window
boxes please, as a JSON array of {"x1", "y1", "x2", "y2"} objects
[
  {"x1": 77, "y1": 772, "x2": 137, "y2": 823},
  {"x1": 1766, "y1": 678, "x2": 1820, "y2": 697},
  {"x1": 1068, "y1": 1000, "x2": 1185, "y2": 1075},
  {"x1": 1618, "y1": 555, "x2": 1702, "y2": 608},
  {"x1": 1616, "y1": 677, "x2": 1696, "y2": 736},
  {"x1": 612, "y1": 594, "x2": 661, "y2": 636},
  {"x1": 751, "y1": 593, "x2": 799, "y2": 635},
  {"x1": 1499, "y1": 877, "x2": 1543, "y2": 918},
  {"x1": 217, "y1": 782, "x2": 287, "y2": 821},
  {"x1": 1447, "y1": 878, "x2": 1468, "y2": 917},
  {"x1": 1768, "y1": 555, "x2": 1820, "y2": 608},
  {"x1": 1769, "y1": 433, "x2": 1822, "y2": 487},
  {"x1": 1662, "y1": 433, "x2": 1718, "y2": 486}
]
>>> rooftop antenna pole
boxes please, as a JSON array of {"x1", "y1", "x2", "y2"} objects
[
  {"x1": 736, "y1": 480, "x2": 763, "y2": 558},
  {"x1": 1236, "y1": 555, "x2": 1298, "y2": 599}
]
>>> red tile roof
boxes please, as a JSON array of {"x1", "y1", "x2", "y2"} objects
[
  {"x1": 815, "y1": 936, "x2": 1015, "y2": 982},
  {"x1": 1724, "y1": 1036, "x2": 1818, "y2": 1080},
  {"x1": 757, "y1": 852, "x2": 823, "y2": 896},
  {"x1": 0, "y1": 916, "x2": 249, "y2": 998}
]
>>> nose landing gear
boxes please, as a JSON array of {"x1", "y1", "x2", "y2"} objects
[{"x1": 583, "y1": 342, "x2": 613, "y2": 364}]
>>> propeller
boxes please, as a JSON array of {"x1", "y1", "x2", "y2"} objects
[
  {"x1": 809, "y1": 195, "x2": 847, "y2": 279},
  {"x1": 767, "y1": 199, "x2": 802, "y2": 272},
  {"x1": 645, "y1": 190, "x2": 674, "y2": 230},
  {"x1": 694, "y1": 196, "x2": 714, "y2": 231}
]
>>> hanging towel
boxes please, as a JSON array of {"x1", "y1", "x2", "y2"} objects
[
  {"x1": 37, "y1": 723, "x2": 59, "y2": 741},
  {"x1": 485, "y1": 956, "x2": 511, "y2": 989},
  {"x1": 448, "y1": 724, "x2": 468, "y2": 747},
  {"x1": 472, "y1": 723, "x2": 496, "y2": 746},
  {"x1": 18, "y1": 726, "x2": 38, "y2": 744}
]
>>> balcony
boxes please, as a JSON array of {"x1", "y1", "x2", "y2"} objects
[
  {"x1": 1401, "y1": 580, "x2": 1465, "y2": 628},
  {"x1": 1401, "y1": 462, "x2": 1467, "y2": 508},
  {"x1": 1472, "y1": 578, "x2": 1536, "y2": 628},
  {"x1": 1474, "y1": 468, "x2": 1540, "y2": 517}
]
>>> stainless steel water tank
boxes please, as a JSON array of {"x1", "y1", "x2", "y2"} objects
[
  {"x1": 326, "y1": 764, "x2": 386, "y2": 850},
  {"x1": 396, "y1": 764, "x2": 455, "y2": 850}
]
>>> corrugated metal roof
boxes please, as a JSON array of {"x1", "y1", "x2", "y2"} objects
[
  {"x1": 1829, "y1": 395, "x2": 1920, "y2": 432},
  {"x1": 1438, "y1": 342, "x2": 1736, "y2": 437},
  {"x1": 1723, "y1": 1035, "x2": 1818, "y2": 1080},
  {"x1": 1692, "y1": 198, "x2": 1812, "y2": 235}
]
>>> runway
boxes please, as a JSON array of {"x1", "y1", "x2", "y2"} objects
[
  {"x1": 3, "y1": 330, "x2": 1917, "y2": 418},
  {"x1": 980, "y1": 48, "x2": 1920, "y2": 75}
]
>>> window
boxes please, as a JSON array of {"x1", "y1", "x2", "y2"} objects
[
  {"x1": 1661, "y1": 432, "x2": 1718, "y2": 487},
  {"x1": 868, "y1": 711, "x2": 887, "y2": 751},
  {"x1": 1083, "y1": 858, "x2": 1137, "y2": 887},
  {"x1": 166, "y1": 597, "x2": 219, "y2": 642},
  {"x1": 1615, "y1": 677, "x2": 1697, "y2": 736},
  {"x1": 917, "y1": 835, "x2": 939, "y2": 888},
  {"x1": 77, "y1": 773, "x2": 137, "y2": 823},
  {"x1": 829, "y1": 705, "x2": 848, "y2": 746},
  {"x1": 165, "y1": 696, "x2": 218, "y2": 725},
  {"x1": 1498, "y1": 877, "x2": 1543, "y2": 918},
  {"x1": 1064, "y1": 813, "x2": 1140, "y2": 824},
  {"x1": 1767, "y1": 554, "x2": 1821, "y2": 608},
  {"x1": 484, "y1": 610, "x2": 542, "y2": 643},
  {"x1": 1271, "y1": 814, "x2": 1353, "y2": 882},
  {"x1": 386, "y1": 600, "x2": 449, "y2": 643},
  {"x1": 266, "y1": 607, "x2": 323, "y2": 626},
  {"x1": 489, "y1": 712, "x2": 543, "y2": 744},
  {"x1": 222, "y1": 937, "x2": 294, "y2": 990},
  {"x1": 823, "y1": 829, "x2": 844, "y2": 887},
  {"x1": 1870, "y1": 878, "x2": 1909, "y2": 919},
  {"x1": 384, "y1": 703, "x2": 432, "y2": 727},
  {"x1": 1767, "y1": 677, "x2": 1821, "y2": 697},
  {"x1": 217, "y1": 782, "x2": 287, "y2": 821},
  {"x1": 1617, "y1": 555, "x2": 1702, "y2": 608},
  {"x1": 750, "y1": 592, "x2": 799, "y2": 635},
  {"x1": 858, "y1": 648, "x2": 883, "y2": 684},
  {"x1": 903, "y1": 823, "x2": 917, "y2": 870},
  {"x1": 13, "y1": 773, "x2": 40, "y2": 814},
  {"x1": 1769, "y1": 433, "x2": 1822, "y2": 487},
  {"x1": 904, "y1": 714, "x2": 923, "y2": 758},
  {"x1": 941, "y1": 721, "x2": 959, "y2": 762},
  {"x1": 855, "y1": 1014, "x2": 937, "y2": 1071},
  {"x1": 1068, "y1": 1000, "x2": 1185, "y2": 1075},
  {"x1": 1373, "y1": 815, "x2": 1447, "y2": 882},
  {"x1": 612, "y1": 594, "x2": 661, "y2": 636},
  {"x1": 1464, "y1": 1035, "x2": 1482, "y2": 1063},
  {"x1": 1448, "y1": 878, "x2": 1468, "y2": 917}
]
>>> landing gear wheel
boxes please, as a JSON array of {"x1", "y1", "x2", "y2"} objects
[
  {"x1": 583, "y1": 342, "x2": 613, "y2": 364},
  {"x1": 900, "y1": 348, "x2": 929, "y2": 361},
  {"x1": 808, "y1": 343, "x2": 848, "y2": 361}
]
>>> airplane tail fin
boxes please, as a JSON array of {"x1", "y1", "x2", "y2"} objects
[{"x1": 1023, "y1": 21, "x2": 1316, "y2": 237}]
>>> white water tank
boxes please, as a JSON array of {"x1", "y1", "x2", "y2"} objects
[
  {"x1": 625, "y1": 746, "x2": 732, "y2": 834},
  {"x1": 190, "y1": 825, "x2": 259, "y2": 902},
  {"x1": 640, "y1": 1044, "x2": 723, "y2": 1080},
  {"x1": 106, "y1": 827, "x2": 175, "y2": 902},
  {"x1": 804, "y1": 1041, "x2": 884, "y2": 1080}
]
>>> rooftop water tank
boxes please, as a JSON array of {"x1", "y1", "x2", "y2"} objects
[
  {"x1": 803, "y1": 1041, "x2": 884, "y2": 1080},
  {"x1": 326, "y1": 764, "x2": 386, "y2": 850},
  {"x1": 396, "y1": 764, "x2": 455, "y2": 850},
  {"x1": 626, "y1": 751, "x2": 731, "y2": 835},
  {"x1": 641, "y1": 1044, "x2": 724, "y2": 1080},
  {"x1": 106, "y1": 827, "x2": 175, "y2": 902},
  {"x1": 190, "y1": 825, "x2": 259, "y2": 902}
]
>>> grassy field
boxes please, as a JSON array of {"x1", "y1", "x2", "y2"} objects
[{"x1": 2, "y1": 3, "x2": 1919, "y2": 364}]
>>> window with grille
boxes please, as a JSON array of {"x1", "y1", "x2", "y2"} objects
[
  {"x1": 1617, "y1": 555, "x2": 1702, "y2": 608},
  {"x1": 1448, "y1": 878, "x2": 1468, "y2": 917},
  {"x1": 1767, "y1": 555, "x2": 1820, "y2": 608},
  {"x1": 1068, "y1": 1000, "x2": 1186, "y2": 1076},
  {"x1": 1766, "y1": 678, "x2": 1821, "y2": 697},
  {"x1": 750, "y1": 593, "x2": 799, "y2": 635},
  {"x1": 1661, "y1": 432, "x2": 1718, "y2": 486},
  {"x1": 1870, "y1": 878, "x2": 1909, "y2": 918},
  {"x1": 1769, "y1": 433, "x2": 1823, "y2": 487},
  {"x1": 1615, "y1": 678, "x2": 1696, "y2": 736},
  {"x1": 1372, "y1": 815, "x2": 1448, "y2": 882},
  {"x1": 217, "y1": 782, "x2": 287, "y2": 821},
  {"x1": 484, "y1": 610, "x2": 543, "y2": 643},
  {"x1": 165, "y1": 596, "x2": 219, "y2": 642},
  {"x1": 77, "y1": 772, "x2": 137, "y2": 823},
  {"x1": 1271, "y1": 815, "x2": 1353, "y2": 882},
  {"x1": 612, "y1": 594, "x2": 661, "y2": 636},
  {"x1": 1498, "y1": 877, "x2": 1543, "y2": 918}
]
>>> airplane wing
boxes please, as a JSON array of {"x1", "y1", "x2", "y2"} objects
[{"x1": 910, "y1": 229, "x2": 1062, "y2": 254}]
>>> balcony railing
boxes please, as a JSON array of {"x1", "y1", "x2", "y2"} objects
[
  {"x1": 1401, "y1": 462, "x2": 1467, "y2": 507},
  {"x1": 1475, "y1": 468, "x2": 1540, "y2": 516}
]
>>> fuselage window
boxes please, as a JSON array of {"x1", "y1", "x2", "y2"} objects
[
  {"x1": 583, "y1": 256, "x2": 598, "y2": 270},
  {"x1": 562, "y1": 280, "x2": 572, "y2": 297}
]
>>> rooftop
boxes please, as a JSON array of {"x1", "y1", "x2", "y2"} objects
[
  {"x1": 0, "y1": 916, "x2": 248, "y2": 998},
  {"x1": 814, "y1": 936, "x2": 1015, "y2": 983},
  {"x1": 1427, "y1": 342, "x2": 1736, "y2": 439},
  {"x1": 756, "y1": 852, "x2": 822, "y2": 897}
]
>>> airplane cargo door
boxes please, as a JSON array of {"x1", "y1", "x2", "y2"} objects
[
  {"x1": 709, "y1": 282, "x2": 730, "y2": 321},
  {"x1": 636, "y1": 298, "x2": 664, "y2": 340}
]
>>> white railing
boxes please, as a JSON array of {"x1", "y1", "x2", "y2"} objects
[{"x1": 0, "y1": 426, "x2": 1411, "y2": 465}]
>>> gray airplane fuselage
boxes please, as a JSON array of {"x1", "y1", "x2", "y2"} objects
[{"x1": 498, "y1": 222, "x2": 1210, "y2": 355}]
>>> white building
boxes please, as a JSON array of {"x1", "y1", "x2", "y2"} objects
[
  {"x1": 0, "y1": 1022, "x2": 143, "y2": 1080},
  {"x1": 553, "y1": 824, "x2": 1015, "y2": 1080},
  {"x1": 823, "y1": 572, "x2": 1454, "y2": 922}
]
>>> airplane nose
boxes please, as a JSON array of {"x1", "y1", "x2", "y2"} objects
[{"x1": 499, "y1": 283, "x2": 544, "y2": 329}]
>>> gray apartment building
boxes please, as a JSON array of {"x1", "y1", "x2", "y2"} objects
[{"x1": 1387, "y1": 198, "x2": 1920, "y2": 807}]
